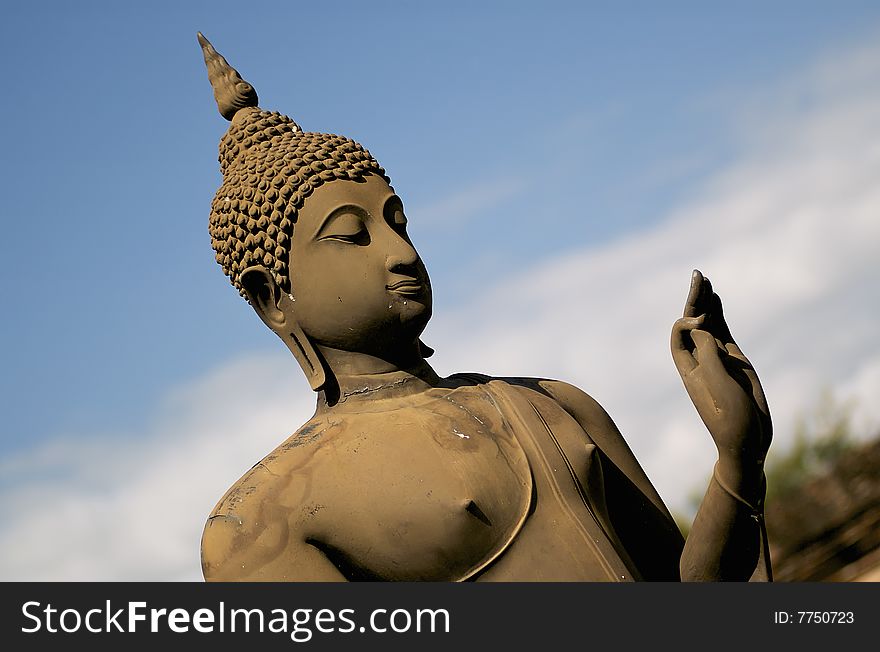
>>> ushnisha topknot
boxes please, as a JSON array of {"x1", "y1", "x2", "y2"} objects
[{"x1": 199, "y1": 33, "x2": 390, "y2": 298}]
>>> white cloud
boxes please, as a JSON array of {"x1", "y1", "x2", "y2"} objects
[{"x1": 4, "y1": 35, "x2": 880, "y2": 580}]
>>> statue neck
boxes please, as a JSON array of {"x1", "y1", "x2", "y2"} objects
[{"x1": 315, "y1": 344, "x2": 441, "y2": 410}]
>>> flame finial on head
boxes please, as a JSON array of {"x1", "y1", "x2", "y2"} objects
[{"x1": 198, "y1": 32, "x2": 259, "y2": 120}]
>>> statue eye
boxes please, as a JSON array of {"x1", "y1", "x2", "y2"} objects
[{"x1": 317, "y1": 211, "x2": 370, "y2": 245}]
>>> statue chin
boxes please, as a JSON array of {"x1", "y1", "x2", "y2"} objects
[{"x1": 309, "y1": 309, "x2": 430, "y2": 359}]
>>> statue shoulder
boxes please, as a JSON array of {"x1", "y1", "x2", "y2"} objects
[
  {"x1": 201, "y1": 416, "x2": 348, "y2": 581},
  {"x1": 478, "y1": 375, "x2": 671, "y2": 518},
  {"x1": 534, "y1": 379, "x2": 617, "y2": 432},
  {"x1": 507, "y1": 377, "x2": 630, "y2": 454},
  {"x1": 453, "y1": 373, "x2": 616, "y2": 435}
]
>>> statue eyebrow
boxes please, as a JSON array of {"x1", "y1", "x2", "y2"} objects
[{"x1": 309, "y1": 192, "x2": 400, "y2": 238}]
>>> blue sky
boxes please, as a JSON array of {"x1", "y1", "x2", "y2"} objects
[{"x1": 3, "y1": 1, "x2": 880, "y2": 579}]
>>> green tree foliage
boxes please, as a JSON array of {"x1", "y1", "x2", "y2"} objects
[{"x1": 764, "y1": 390, "x2": 856, "y2": 503}]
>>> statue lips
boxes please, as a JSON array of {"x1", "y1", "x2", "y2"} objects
[{"x1": 386, "y1": 279, "x2": 424, "y2": 297}]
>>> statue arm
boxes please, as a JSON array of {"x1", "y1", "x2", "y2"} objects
[
  {"x1": 679, "y1": 465, "x2": 770, "y2": 581},
  {"x1": 538, "y1": 379, "x2": 686, "y2": 580},
  {"x1": 538, "y1": 379, "x2": 672, "y2": 516},
  {"x1": 201, "y1": 460, "x2": 350, "y2": 581},
  {"x1": 671, "y1": 271, "x2": 772, "y2": 581}
]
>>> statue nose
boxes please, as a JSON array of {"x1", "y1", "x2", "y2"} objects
[{"x1": 384, "y1": 231, "x2": 420, "y2": 272}]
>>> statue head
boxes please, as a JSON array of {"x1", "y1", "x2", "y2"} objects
[{"x1": 199, "y1": 34, "x2": 432, "y2": 396}]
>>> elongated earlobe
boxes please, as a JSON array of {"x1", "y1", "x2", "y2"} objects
[
  {"x1": 285, "y1": 317, "x2": 327, "y2": 392},
  {"x1": 240, "y1": 265, "x2": 327, "y2": 392}
]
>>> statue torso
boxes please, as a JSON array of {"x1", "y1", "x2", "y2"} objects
[{"x1": 201, "y1": 379, "x2": 639, "y2": 581}]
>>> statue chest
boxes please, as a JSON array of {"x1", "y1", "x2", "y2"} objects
[
  {"x1": 298, "y1": 390, "x2": 532, "y2": 580},
  {"x1": 214, "y1": 387, "x2": 533, "y2": 580}
]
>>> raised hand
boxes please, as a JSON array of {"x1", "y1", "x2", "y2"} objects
[{"x1": 671, "y1": 271, "x2": 772, "y2": 487}]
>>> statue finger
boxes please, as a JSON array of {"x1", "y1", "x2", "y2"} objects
[
  {"x1": 701, "y1": 275, "x2": 713, "y2": 301},
  {"x1": 685, "y1": 330, "x2": 750, "y2": 426},
  {"x1": 671, "y1": 315, "x2": 705, "y2": 373},
  {"x1": 683, "y1": 269, "x2": 704, "y2": 318},
  {"x1": 700, "y1": 275, "x2": 718, "y2": 323},
  {"x1": 723, "y1": 348, "x2": 771, "y2": 421},
  {"x1": 691, "y1": 328, "x2": 728, "y2": 379},
  {"x1": 715, "y1": 338, "x2": 771, "y2": 431},
  {"x1": 709, "y1": 291, "x2": 736, "y2": 344}
]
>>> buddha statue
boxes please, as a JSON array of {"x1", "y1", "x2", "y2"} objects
[{"x1": 197, "y1": 34, "x2": 773, "y2": 582}]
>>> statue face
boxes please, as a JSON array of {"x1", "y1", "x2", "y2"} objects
[{"x1": 288, "y1": 174, "x2": 432, "y2": 355}]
